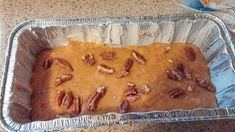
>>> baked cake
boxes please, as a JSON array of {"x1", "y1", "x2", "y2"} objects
[{"x1": 30, "y1": 40, "x2": 217, "y2": 121}]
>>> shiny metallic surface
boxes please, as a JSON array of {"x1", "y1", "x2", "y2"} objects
[{"x1": 0, "y1": 13, "x2": 235, "y2": 131}]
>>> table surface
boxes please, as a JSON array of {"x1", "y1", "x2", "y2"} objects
[{"x1": 0, "y1": 0, "x2": 235, "y2": 131}]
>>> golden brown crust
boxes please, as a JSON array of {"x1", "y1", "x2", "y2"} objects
[{"x1": 30, "y1": 40, "x2": 217, "y2": 121}]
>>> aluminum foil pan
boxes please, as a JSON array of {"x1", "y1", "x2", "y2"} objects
[{"x1": 1, "y1": 13, "x2": 235, "y2": 131}]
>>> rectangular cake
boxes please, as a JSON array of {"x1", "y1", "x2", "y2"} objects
[{"x1": 30, "y1": 40, "x2": 217, "y2": 121}]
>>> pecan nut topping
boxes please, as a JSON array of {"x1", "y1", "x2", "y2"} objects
[
  {"x1": 97, "y1": 64, "x2": 115, "y2": 74},
  {"x1": 184, "y1": 47, "x2": 196, "y2": 61},
  {"x1": 119, "y1": 100, "x2": 129, "y2": 113},
  {"x1": 61, "y1": 91, "x2": 74, "y2": 109},
  {"x1": 74, "y1": 96, "x2": 82, "y2": 115},
  {"x1": 83, "y1": 53, "x2": 95, "y2": 66},
  {"x1": 55, "y1": 74, "x2": 73, "y2": 86},
  {"x1": 43, "y1": 58, "x2": 53, "y2": 70},
  {"x1": 169, "y1": 88, "x2": 185, "y2": 98},
  {"x1": 57, "y1": 90, "x2": 66, "y2": 106},
  {"x1": 88, "y1": 87, "x2": 106, "y2": 111},
  {"x1": 176, "y1": 64, "x2": 192, "y2": 80},
  {"x1": 131, "y1": 50, "x2": 146, "y2": 64},
  {"x1": 166, "y1": 70, "x2": 182, "y2": 81},
  {"x1": 53, "y1": 57, "x2": 73, "y2": 72},
  {"x1": 116, "y1": 70, "x2": 130, "y2": 78},
  {"x1": 116, "y1": 58, "x2": 133, "y2": 78},
  {"x1": 124, "y1": 58, "x2": 134, "y2": 71},
  {"x1": 88, "y1": 93, "x2": 101, "y2": 111},
  {"x1": 124, "y1": 88, "x2": 138, "y2": 96},
  {"x1": 137, "y1": 84, "x2": 151, "y2": 94},
  {"x1": 100, "y1": 51, "x2": 116, "y2": 60},
  {"x1": 196, "y1": 78, "x2": 215, "y2": 92}
]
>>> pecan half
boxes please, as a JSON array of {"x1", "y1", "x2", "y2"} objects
[
  {"x1": 82, "y1": 53, "x2": 95, "y2": 66},
  {"x1": 166, "y1": 70, "x2": 182, "y2": 81},
  {"x1": 169, "y1": 88, "x2": 185, "y2": 98},
  {"x1": 97, "y1": 64, "x2": 115, "y2": 74},
  {"x1": 53, "y1": 57, "x2": 73, "y2": 72},
  {"x1": 184, "y1": 47, "x2": 196, "y2": 61},
  {"x1": 137, "y1": 84, "x2": 151, "y2": 94},
  {"x1": 116, "y1": 70, "x2": 130, "y2": 78},
  {"x1": 43, "y1": 58, "x2": 53, "y2": 70},
  {"x1": 61, "y1": 91, "x2": 74, "y2": 109},
  {"x1": 124, "y1": 88, "x2": 137, "y2": 96},
  {"x1": 119, "y1": 100, "x2": 129, "y2": 113},
  {"x1": 88, "y1": 93, "x2": 100, "y2": 111},
  {"x1": 124, "y1": 58, "x2": 134, "y2": 71},
  {"x1": 57, "y1": 90, "x2": 65, "y2": 106},
  {"x1": 74, "y1": 96, "x2": 82, "y2": 115},
  {"x1": 88, "y1": 87, "x2": 106, "y2": 111},
  {"x1": 55, "y1": 74, "x2": 73, "y2": 86},
  {"x1": 196, "y1": 78, "x2": 215, "y2": 92},
  {"x1": 100, "y1": 51, "x2": 116, "y2": 60},
  {"x1": 131, "y1": 50, "x2": 146, "y2": 64},
  {"x1": 127, "y1": 95, "x2": 140, "y2": 102}
]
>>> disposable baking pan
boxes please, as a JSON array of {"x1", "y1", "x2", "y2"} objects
[{"x1": 1, "y1": 13, "x2": 235, "y2": 131}]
